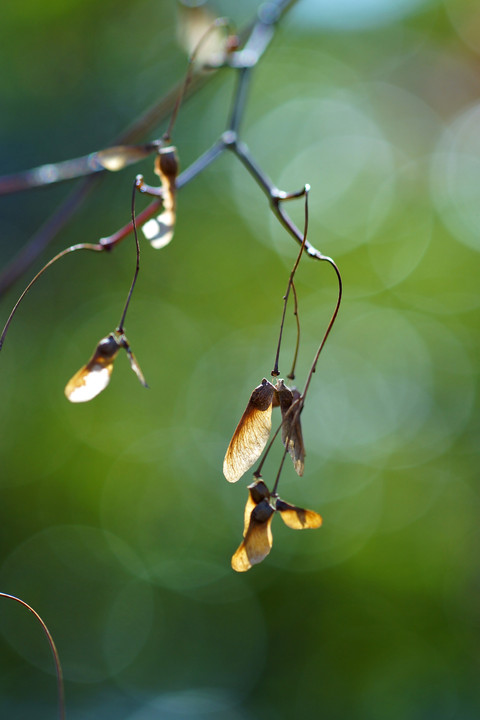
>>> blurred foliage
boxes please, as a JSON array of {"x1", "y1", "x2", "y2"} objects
[{"x1": 0, "y1": 0, "x2": 479, "y2": 718}]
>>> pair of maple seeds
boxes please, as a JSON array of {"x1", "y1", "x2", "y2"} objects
[
  {"x1": 64, "y1": 145, "x2": 178, "y2": 403},
  {"x1": 223, "y1": 377, "x2": 322, "y2": 572}
]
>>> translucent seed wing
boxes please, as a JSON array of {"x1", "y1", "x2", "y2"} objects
[
  {"x1": 275, "y1": 498, "x2": 322, "y2": 530},
  {"x1": 65, "y1": 335, "x2": 119, "y2": 403},
  {"x1": 177, "y1": 2, "x2": 230, "y2": 67},
  {"x1": 223, "y1": 379, "x2": 275, "y2": 483},
  {"x1": 94, "y1": 144, "x2": 157, "y2": 172},
  {"x1": 231, "y1": 500, "x2": 274, "y2": 572},
  {"x1": 64, "y1": 362, "x2": 114, "y2": 403},
  {"x1": 142, "y1": 209, "x2": 175, "y2": 249},
  {"x1": 124, "y1": 345, "x2": 148, "y2": 388}
]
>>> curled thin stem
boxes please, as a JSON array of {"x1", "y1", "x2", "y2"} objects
[
  {"x1": 271, "y1": 185, "x2": 309, "y2": 377},
  {"x1": 287, "y1": 280, "x2": 300, "y2": 380},
  {"x1": 0, "y1": 243, "x2": 103, "y2": 351},
  {"x1": 0, "y1": 592, "x2": 65, "y2": 720},
  {"x1": 117, "y1": 176, "x2": 142, "y2": 333}
]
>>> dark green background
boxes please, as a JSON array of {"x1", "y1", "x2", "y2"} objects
[{"x1": 0, "y1": 1, "x2": 479, "y2": 718}]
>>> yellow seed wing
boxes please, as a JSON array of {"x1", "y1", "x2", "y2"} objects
[
  {"x1": 223, "y1": 379, "x2": 275, "y2": 483},
  {"x1": 65, "y1": 334, "x2": 119, "y2": 403},
  {"x1": 232, "y1": 500, "x2": 274, "y2": 572},
  {"x1": 64, "y1": 361, "x2": 114, "y2": 403},
  {"x1": 243, "y1": 493, "x2": 257, "y2": 537},
  {"x1": 276, "y1": 499, "x2": 322, "y2": 530}
]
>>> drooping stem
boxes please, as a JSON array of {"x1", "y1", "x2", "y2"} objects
[
  {"x1": 301, "y1": 258, "x2": 343, "y2": 402},
  {"x1": 0, "y1": 592, "x2": 65, "y2": 720},
  {"x1": 272, "y1": 445, "x2": 289, "y2": 496},
  {"x1": 0, "y1": 243, "x2": 103, "y2": 351},
  {"x1": 287, "y1": 280, "x2": 300, "y2": 380},
  {"x1": 271, "y1": 186, "x2": 309, "y2": 376},
  {"x1": 254, "y1": 418, "x2": 284, "y2": 478},
  {"x1": 117, "y1": 177, "x2": 142, "y2": 333}
]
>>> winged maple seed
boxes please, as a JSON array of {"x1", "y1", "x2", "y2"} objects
[
  {"x1": 223, "y1": 378, "x2": 306, "y2": 482},
  {"x1": 64, "y1": 329, "x2": 147, "y2": 403},
  {"x1": 223, "y1": 378, "x2": 276, "y2": 482},
  {"x1": 142, "y1": 146, "x2": 179, "y2": 249},
  {"x1": 231, "y1": 478, "x2": 322, "y2": 572}
]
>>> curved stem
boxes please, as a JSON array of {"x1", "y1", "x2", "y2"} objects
[
  {"x1": 0, "y1": 592, "x2": 65, "y2": 720},
  {"x1": 0, "y1": 243, "x2": 104, "y2": 351},
  {"x1": 287, "y1": 280, "x2": 300, "y2": 380},
  {"x1": 117, "y1": 177, "x2": 141, "y2": 333},
  {"x1": 271, "y1": 186, "x2": 309, "y2": 376},
  {"x1": 254, "y1": 417, "x2": 284, "y2": 478},
  {"x1": 271, "y1": 446, "x2": 289, "y2": 496},
  {"x1": 301, "y1": 257, "x2": 343, "y2": 402}
]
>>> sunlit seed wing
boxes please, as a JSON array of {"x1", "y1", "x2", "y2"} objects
[
  {"x1": 142, "y1": 209, "x2": 175, "y2": 249},
  {"x1": 275, "y1": 498, "x2": 322, "y2": 530},
  {"x1": 64, "y1": 363, "x2": 114, "y2": 403},
  {"x1": 94, "y1": 144, "x2": 158, "y2": 172},
  {"x1": 65, "y1": 334, "x2": 120, "y2": 403},
  {"x1": 223, "y1": 379, "x2": 275, "y2": 483},
  {"x1": 176, "y1": 2, "x2": 230, "y2": 68},
  {"x1": 124, "y1": 345, "x2": 148, "y2": 388},
  {"x1": 275, "y1": 379, "x2": 305, "y2": 476},
  {"x1": 231, "y1": 500, "x2": 274, "y2": 572},
  {"x1": 243, "y1": 479, "x2": 270, "y2": 536}
]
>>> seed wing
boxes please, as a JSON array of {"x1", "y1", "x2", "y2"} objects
[
  {"x1": 65, "y1": 334, "x2": 120, "y2": 403},
  {"x1": 231, "y1": 500, "x2": 274, "y2": 572},
  {"x1": 124, "y1": 344, "x2": 148, "y2": 388},
  {"x1": 65, "y1": 358, "x2": 115, "y2": 403},
  {"x1": 223, "y1": 379, "x2": 275, "y2": 483},
  {"x1": 275, "y1": 498, "x2": 322, "y2": 530},
  {"x1": 142, "y1": 209, "x2": 176, "y2": 249}
]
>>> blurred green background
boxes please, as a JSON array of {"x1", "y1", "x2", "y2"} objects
[{"x1": 0, "y1": 0, "x2": 479, "y2": 718}]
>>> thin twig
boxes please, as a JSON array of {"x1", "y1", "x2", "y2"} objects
[
  {"x1": 271, "y1": 186, "x2": 309, "y2": 377},
  {"x1": 0, "y1": 0, "x2": 299, "y2": 299},
  {"x1": 287, "y1": 281, "x2": 300, "y2": 380},
  {"x1": 0, "y1": 592, "x2": 65, "y2": 720},
  {"x1": 0, "y1": 243, "x2": 103, "y2": 350},
  {"x1": 117, "y1": 177, "x2": 142, "y2": 333}
]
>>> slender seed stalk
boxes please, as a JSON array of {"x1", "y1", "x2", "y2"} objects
[
  {"x1": 117, "y1": 176, "x2": 142, "y2": 333},
  {"x1": 0, "y1": 593, "x2": 65, "y2": 720},
  {"x1": 0, "y1": 243, "x2": 103, "y2": 351}
]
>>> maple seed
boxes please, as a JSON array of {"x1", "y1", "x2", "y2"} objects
[
  {"x1": 64, "y1": 330, "x2": 147, "y2": 403},
  {"x1": 142, "y1": 146, "x2": 178, "y2": 249},
  {"x1": 231, "y1": 479, "x2": 323, "y2": 572},
  {"x1": 223, "y1": 379, "x2": 275, "y2": 483}
]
